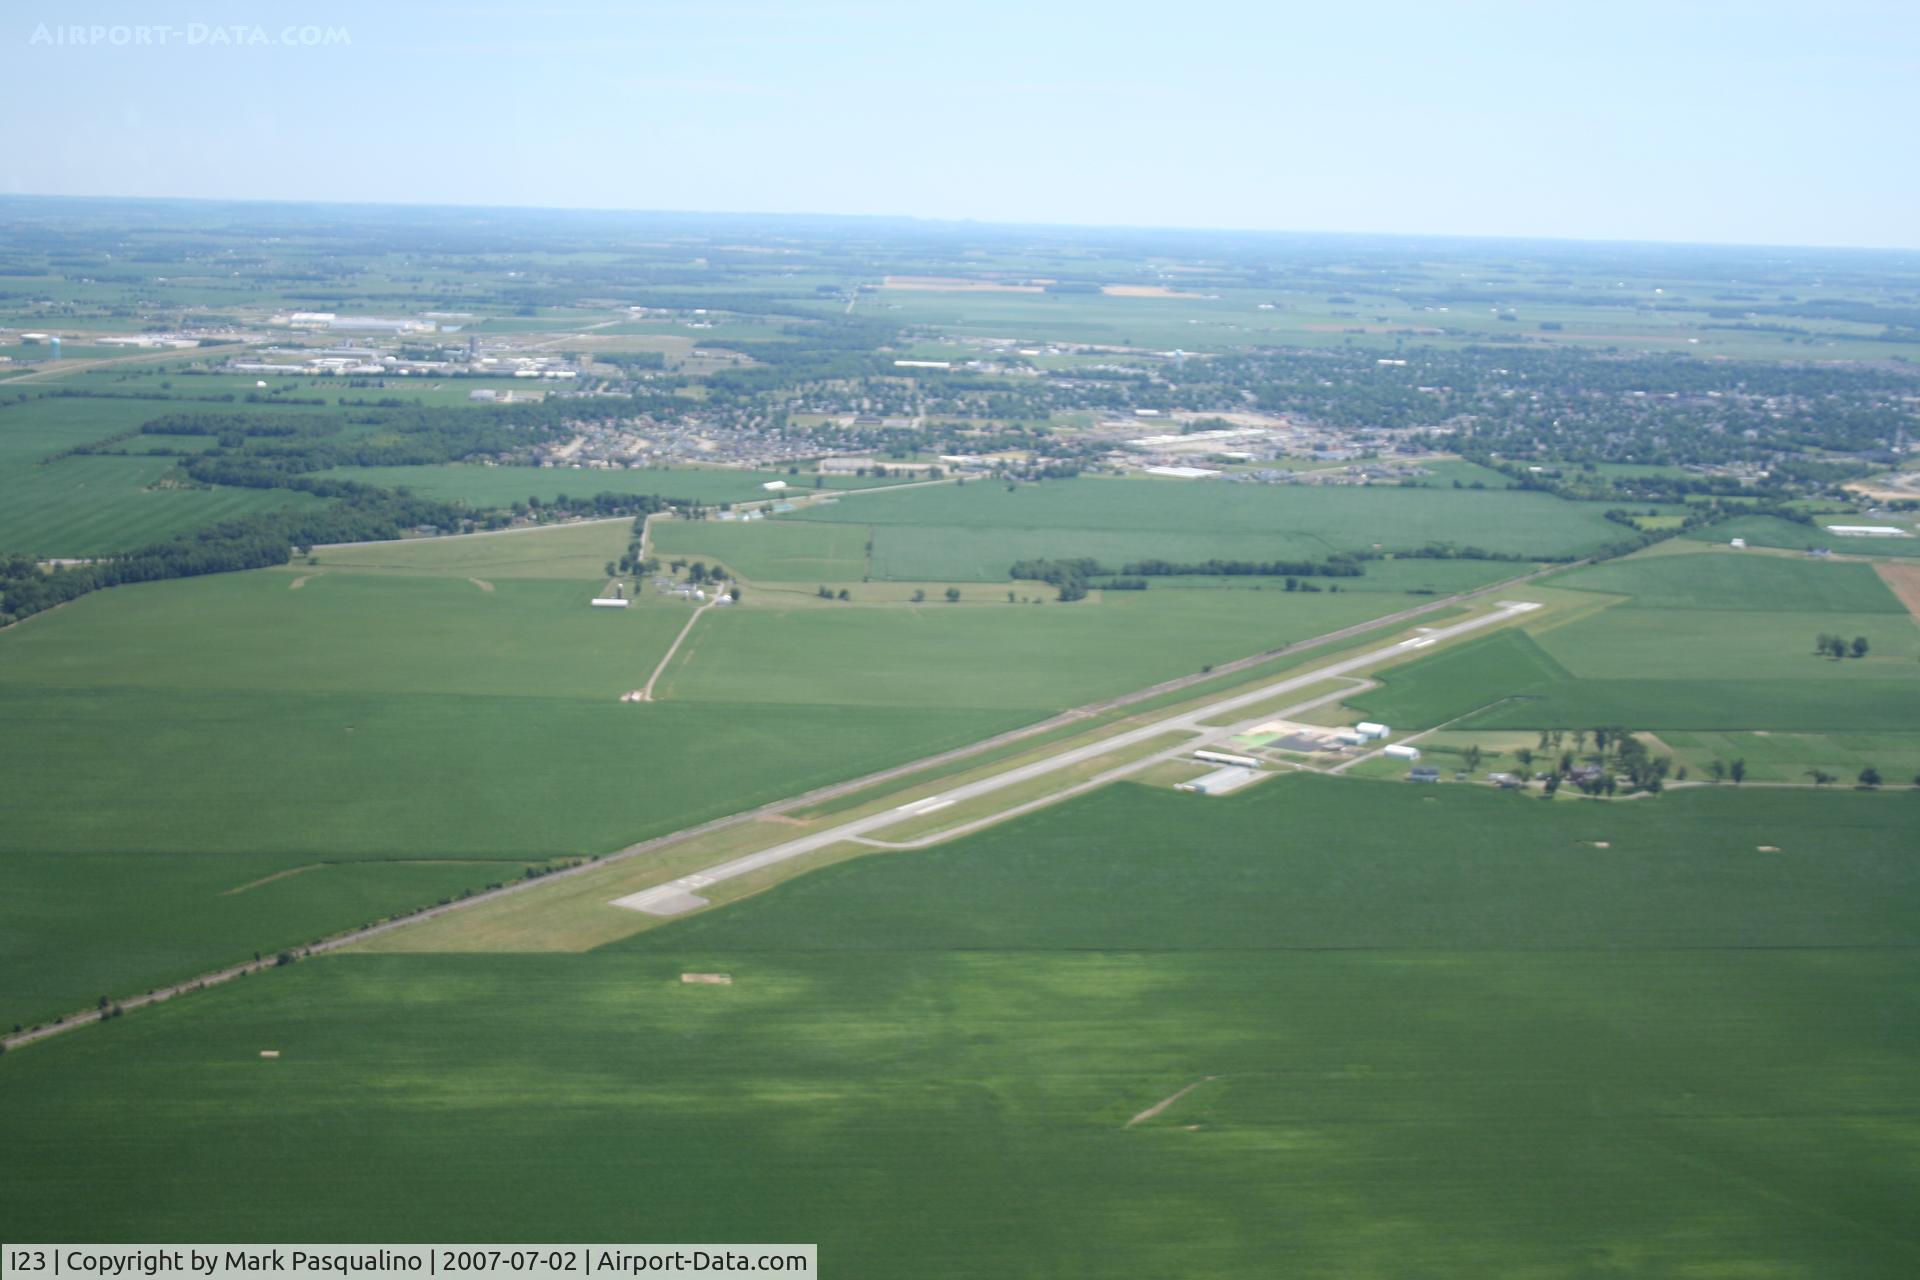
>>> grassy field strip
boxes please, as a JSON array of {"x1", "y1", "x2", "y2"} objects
[
  {"x1": 353, "y1": 819, "x2": 826, "y2": 953},
  {"x1": 1195, "y1": 676, "x2": 1368, "y2": 728},
  {"x1": 1, "y1": 569, "x2": 1553, "y2": 1048},
  {"x1": 863, "y1": 732, "x2": 1198, "y2": 843},
  {"x1": 780, "y1": 596, "x2": 1505, "y2": 824},
  {"x1": 598, "y1": 600, "x2": 1547, "y2": 923},
  {"x1": 785, "y1": 711, "x2": 1129, "y2": 820},
  {"x1": 419, "y1": 599, "x2": 1552, "y2": 947},
  {"x1": 350, "y1": 596, "x2": 1558, "y2": 951}
]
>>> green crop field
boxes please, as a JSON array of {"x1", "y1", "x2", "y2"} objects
[
  {"x1": 656, "y1": 586, "x2": 1409, "y2": 712},
  {"x1": 648, "y1": 517, "x2": 871, "y2": 581},
  {"x1": 0, "y1": 392, "x2": 345, "y2": 555},
  {"x1": 784, "y1": 476, "x2": 1627, "y2": 580},
  {"x1": 0, "y1": 526, "x2": 1023, "y2": 1027},
  {"x1": 1655, "y1": 729, "x2": 1920, "y2": 785},
  {"x1": 3, "y1": 778, "x2": 1915, "y2": 1277},
  {"x1": 0, "y1": 455, "x2": 322, "y2": 556},
  {"x1": 1353, "y1": 550, "x2": 1920, "y2": 733},
  {"x1": 0, "y1": 514, "x2": 1450, "y2": 1028},
  {"x1": 1548, "y1": 549, "x2": 1909, "y2": 612}
]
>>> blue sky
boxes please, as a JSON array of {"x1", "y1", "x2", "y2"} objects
[{"x1": 3, "y1": 0, "x2": 1915, "y2": 247}]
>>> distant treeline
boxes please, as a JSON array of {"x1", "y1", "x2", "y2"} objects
[
  {"x1": 1011, "y1": 554, "x2": 1372, "y2": 601},
  {"x1": 1117, "y1": 557, "x2": 1366, "y2": 578}
]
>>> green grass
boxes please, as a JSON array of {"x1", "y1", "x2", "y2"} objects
[
  {"x1": 643, "y1": 774, "x2": 1919, "y2": 951},
  {"x1": 0, "y1": 533, "x2": 1021, "y2": 1027},
  {"x1": 309, "y1": 520, "x2": 640, "y2": 579},
  {"x1": 0, "y1": 393, "x2": 335, "y2": 554},
  {"x1": 656, "y1": 588, "x2": 1419, "y2": 712},
  {"x1": 784, "y1": 475, "x2": 1629, "y2": 580},
  {"x1": 649, "y1": 517, "x2": 871, "y2": 581},
  {"x1": 0, "y1": 502, "x2": 1477, "y2": 1029},
  {"x1": 1655, "y1": 729, "x2": 1920, "y2": 785},
  {"x1": 1349, "y1": 629, "x2": 1577, "y2": 728},
  {"x1": 1537, "y1": 606, "x2": 1920, "y2": 682},
  {"x1": 3, "y1": 778, "x2": 1916, "y2": 1277},
  {"x1": 1354, "y1": 570, "x2": 1920, "y2": 732},
  {"x1": 1550, "y1": 549, "x2": 1909, "y2": 612},
  {"x1": 0, "y1": 455, "x2": 323, "y2": 556}
]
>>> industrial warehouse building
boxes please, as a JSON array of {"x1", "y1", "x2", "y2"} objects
[{"x1": 1178, "y1": 765, "x2": 1262, "y2": 796}]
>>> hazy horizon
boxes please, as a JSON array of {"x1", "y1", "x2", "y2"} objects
[{"x1": 4, "y1": 0, "x2": 1917, "y2": 250}]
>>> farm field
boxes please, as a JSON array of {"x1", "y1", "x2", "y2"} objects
[
  {"x1": 651, "y1": 513, "x2": 1530, "y2": 595},
  {"x1": 3, "y1": 778, "x2": 1916, "y2": 1277},
  {"x1": 0, "y1": 454, "x2": 323, "y2": 556},
  {"x1": 783, "y1": 475, "x2": 1630, "y2": 580},
  {"x1": 0, "y1": 514, "x2": 1461, "y2": 1028},
  {"x1": 0, "y1": 524, "x2": 1022, "y2": 1027},
  {"x1": 1546, "y1": 549, "x2": 1911, "y2": 613},
  {"x1": 1655, "y1": 729, "x2": 1920, "y2": 785},
  {"x1": 655, "y1": 586, "x2": 1412, "y2": 712},
  {"x1": 1352, "y1": 549, "x2": 1920, "y2": 734},
  {"x1": 648, "y1": 516, "x2": 871, "y2": 582}
]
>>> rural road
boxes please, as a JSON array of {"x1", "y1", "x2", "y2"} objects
[
  {"x1": 609, "y1": 600, "x2": 1543, "y2": 915},
  {"x1": 639, "y1": 598, "x2": 716, "y2": 700}
]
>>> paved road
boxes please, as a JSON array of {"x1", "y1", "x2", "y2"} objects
[{"x1": 610, "y1": 600, "x2": 1542, "y2": 915}]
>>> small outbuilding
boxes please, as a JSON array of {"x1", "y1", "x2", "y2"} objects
[{"x1": 1383, "y1": 743, "x2": 1421, "y2": 761}]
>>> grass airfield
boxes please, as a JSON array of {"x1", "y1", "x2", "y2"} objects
[
  {"x1": 2, "y1": 421, "x2": 1918, "y2": 1276},
  {"x1": 0, "y1": 507, "x2": 1484, "y2": 1029}
]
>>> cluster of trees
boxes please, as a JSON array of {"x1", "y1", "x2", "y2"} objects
[
  {"x1": 1516, "y1": 726, "x2": 1679, "y2": 796},
  {"x1": 1813, "y1": 632, "x2": 1871, "y2": 660},
  {"x1": 1009, "y1": 557, "x2": 1104, "y2": 602}
]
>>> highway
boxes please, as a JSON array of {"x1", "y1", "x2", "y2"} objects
[{"x1": 610, "y1": 599, "x2": 1541, "y2": 916}]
